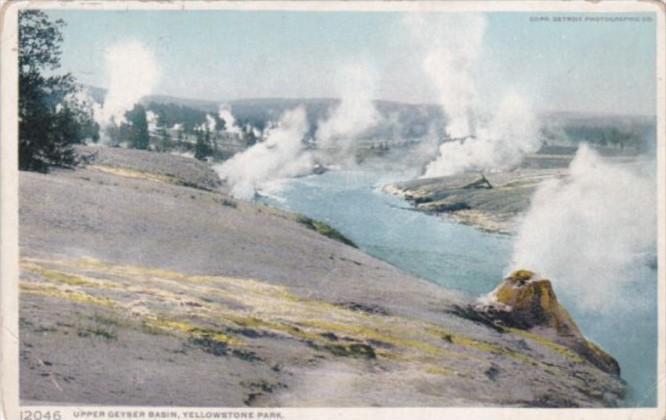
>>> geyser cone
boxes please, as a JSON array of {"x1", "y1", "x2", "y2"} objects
[
  {"x1": 488, "y1": 270, "x2": 581, "y2": 336},
  {"x1": 478, "y1": 270, "x2": 621, "y2": 376}
]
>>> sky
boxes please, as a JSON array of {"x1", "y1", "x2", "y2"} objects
[{"x1": 45, "y1": 9, "x2": 657, "y2": 116}]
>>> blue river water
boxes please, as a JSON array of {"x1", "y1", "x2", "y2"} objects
[{"x1": 259, "y1": 169, "x2": 657, "y2": 407}]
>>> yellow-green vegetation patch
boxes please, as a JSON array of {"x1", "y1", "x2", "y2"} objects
[
  {"x1": 222, "y1": 314, "x2": 320, "y2": 341},
  {"x1": 295, "y1": 214, "x2": 357, "y2": 248},
  {"x1": 424, "y1": 324, "x2": 534, "y2": 364},
  {"x1": 507, "y1": 328, "x2": 584, "y2": 363},
  {"x1": 22, "y1": 262, "x2": 111, "y2": 288},
  {"x1": 89, "y1": 165, "x2": 177, "y2": 185},
  {"x1": 78, "y1": 314, "x2": 121, "y2": 340},
  {"x1": 142, "y1": 317, "x2": 245, "y2": 347},
  {"x1": 77, "y1": 258, "x2": 190, "y2": 283},
  {"x1": 20, "y1": 283, "x2": 115, "y2": 308},
  {"x1": 425, "y1": 366, "x2": 454, "y2": 377},
  {"x1": 296, "y1": 319, "x2": 465, "y2": 361},
  {"x1": 21, "y1": 256, "x2": 566, "y2": 380}
]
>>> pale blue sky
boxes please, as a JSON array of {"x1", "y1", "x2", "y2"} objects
[{"x1": 45, "y1": 10, "x2": 657, "y2": 115}]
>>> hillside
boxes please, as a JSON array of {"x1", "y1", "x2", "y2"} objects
[{"x1": 19, "y1": 147, "x2": 624, "y2": 407}]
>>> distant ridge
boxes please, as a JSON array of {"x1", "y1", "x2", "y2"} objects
[
  {"x1": 82, "y1": 85, "x2": 652, "y2": 123},
  {"x1": 82, "y1": 85, "x2": 440, "y2": 115}
]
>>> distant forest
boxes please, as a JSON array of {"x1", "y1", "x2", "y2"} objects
[
  {"x1": 148, "y1": 102, "x2": 225, "y2": 134},
  {"x1": 85, "y1": 85, "x2": 657, "y2": 157}
]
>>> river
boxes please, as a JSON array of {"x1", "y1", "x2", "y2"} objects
[{"x1": 258, "y1": 169, "x2": 657, "y2": 407}]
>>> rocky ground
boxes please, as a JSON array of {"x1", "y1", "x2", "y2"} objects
[
  {"x1": 20, "y1": 146, "x2": 624, "y2": 407},
  {"x1": 384, "y1": 149, "x2": 640, "y2": 234},
  {"x1": 384, "y1": 167, "x2": 563, "y2": 234}
]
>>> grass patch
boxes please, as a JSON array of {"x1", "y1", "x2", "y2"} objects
[
  {"x1": 20, "y1": 283, "x2": 115, "y2": 308},
  {"x1": 220, "y1": 198, "x2": 237, "y2": 208},
  {"x1": 76, "y1": 313, "x2": 121, "y2": 340},
  {"x1": 92, "y1": 313, "x2": 121, "y2": 326},
  {"x1": 89, "y1": 165, "x2": 177, "y2": 185},
  {"x1": 78, "y1": 326, "x2": 117, "y2": 340},
  {"x1": 425, "y1": 366, "x2": 452, "y2": 376},
  {"x1": 24, "y1": 256, "x2": 569, "y2": 380},
  {"x1": 295, "y1": 215, "x2": 357, "y2": 248},
  {"x1": 507, "y1": 328, "x2": 584, "y2": 363},
  {"x1": 141, "y1": 316, "x2": 246, "y2": 348},
  {"x1": 319, "y1": 343, "x2": 377, "y2": 359},
  {"x1": 22, "y1": 264, "x2": 100, "y2": 287},
  {"x1": 298, "y1": 319, "x2": 461, "y2": 359}
]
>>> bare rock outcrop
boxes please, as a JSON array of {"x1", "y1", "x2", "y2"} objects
[{"x1": 476, "y1": 270, "x2": 620, "y2": 376}]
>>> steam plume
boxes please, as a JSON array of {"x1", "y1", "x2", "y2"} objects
[
  {"x1": 423, "y1": 93, "x2": 540, "y2": 177},
  {"x1": 510, "y1": 145, "x2": 656, "y2": 312},
  {"x1": 218, "y1": 105, "x2": 243, "y2": 136},
  {"x1": 405, "y1": 14, "x2": 541, "y2": 177},
  {"x1": 315, "y1": 63, "x2": 380, "y2": 165},
  {"x1": 405, "y1": 14, "x2": 485, "y2": 139},
  {"x1": 205, "y1": 114, "x2": 216, "y2": 132},
  {"x1": 146, "y1": 110, "x2": 158, "y2": 131},
  {"x1": 97, "y1": 41, "x2": 160, "y2": 127},
  {"x1": 215, "y1": 107, "x2": 313, "y2": 200}
]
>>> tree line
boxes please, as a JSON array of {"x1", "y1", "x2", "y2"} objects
[
  {"x1": 19, "y1": 10, "x2": 98, "y2": 171},
  {"x1": 18, "y1": 11, "x2": 250, "y2": 170}
]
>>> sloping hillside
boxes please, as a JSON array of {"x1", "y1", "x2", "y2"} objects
[{"x1": 19, "y1": 147, "x2": 624, "y2": 406}]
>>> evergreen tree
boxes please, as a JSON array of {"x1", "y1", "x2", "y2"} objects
[
  {"x1": 157, "y1": 125, "x2": 171, "y2": 152},
  {"x1": 19, "y1": 10, "x2": 98, "y2": 171},
  {"x1": 126, "y1": 104, "x2": 150, "y2": 150},
  {"x1": 156, "y1": 110, "x2": 171, "y2": 151},
  {"x1": 176, "y1": 129, "x2": 184, "y2": 146},
  {"x1": 194, "y1": 127, "x2": 212, "y2": 161}
]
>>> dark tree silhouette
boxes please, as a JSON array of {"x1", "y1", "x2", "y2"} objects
[
  {"x1": 194, "y1": 127, "x2": 212, "y2": 161},
  {"x1": 19, "y1": 10, "x2": 98, "y2": 172},
  {"x1": 126, "y1": 104, "x2": 150, "y2": 150}
]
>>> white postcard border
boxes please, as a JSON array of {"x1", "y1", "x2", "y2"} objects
[{"x1": 2, "y1": 1, "x2": 664, "y2": 419}]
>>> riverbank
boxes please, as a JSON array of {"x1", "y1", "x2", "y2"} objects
[
  {"x1": 383, "y1": 149, "x2": 641, "y2": 234},
  {"x1": 384, "y1": 167, "x2": 564, "y2": 234},
  {"x1": 19, "y1": 146, "x2": 624, "y2": 406}
]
